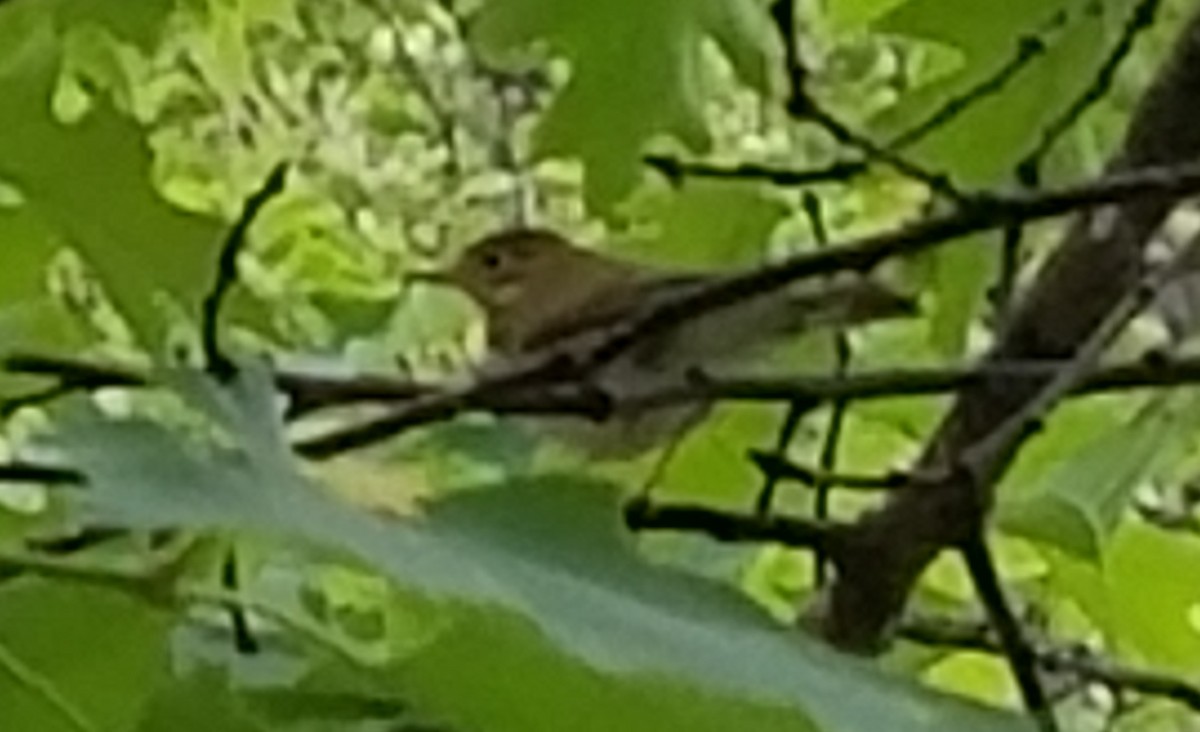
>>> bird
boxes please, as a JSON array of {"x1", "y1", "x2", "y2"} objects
[{"x1": 422, "y1": 227, "x2": 915, "y2": 458}]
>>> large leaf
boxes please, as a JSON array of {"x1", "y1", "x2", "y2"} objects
[
  {"x1": 997, "y1": 392, "x2": 1200, "y2": 560},
  {"x1": 1044, "y1": 522, "x2": 1200, "y2": 673},
  {"x1": 55, "y1": 0, "x2": 176, "y2": 49},
  {"x1": 618, "y1": 178, "x2": 789, "y2": 268},
  {"x1": 873, "y1": 0, "x2": 1143, "y2": 353},
  {"x1": 44, "y1": 366, "x2": 1032, "y2": 732},
  {"x1": 875, "y1": 0, "x2": 1125, "y2": 180},
  {"x1": 0, "y1": 2, "x2": 226, "y2": 349},
  {"x1": 139, "y1": 668, "x2": 272, "y2": 732},
  {"x1": 0, "y1": 578, "x2": 171, "y2": 732},
  {"x1": 0, "y1": 205, "x2": 84, "y2": 389},
  {"x1": 473, "y1": 0, "x2": 780, "y2": 210}
]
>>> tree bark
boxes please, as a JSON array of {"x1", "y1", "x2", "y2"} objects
[{"x1": 817, "y1": 8, "x2": 1200, "y2": 651}]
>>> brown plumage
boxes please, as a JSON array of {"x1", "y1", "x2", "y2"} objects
[{"x1": 436, "y1": 227, "x2": 914, "y2": 457}]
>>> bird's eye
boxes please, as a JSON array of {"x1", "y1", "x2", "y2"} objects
[{"x1": 480, "y1": 252, "x2": 502, "y2": 269}]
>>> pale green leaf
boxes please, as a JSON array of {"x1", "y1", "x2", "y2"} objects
[
  {"x1": 473, "y1": 0, "x2": 780, "y2": 210},
  {"x1": 0, "y1": 9, "x2": 225, "y2": 349},
  {"x1": 44, "y1": 367, "x2": 1031, "y2": 732},
  {"x1": 998, "y1": 392, "x2": 1200, "y2": 560},
  {"x1": 1044, "y1": 523, "x2": 1200, "y2": 672},
  {"x1": 618, "y1": 178, "x2": 788, "y2": 268}
]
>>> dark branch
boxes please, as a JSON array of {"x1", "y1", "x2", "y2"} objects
[
  {"x1": 201, "y1": 163, "x2": 288, "y2": 380},
  {"x1": 583, "y1": 160, "x2": 1200, "y2": 379},
  {"x1": 806, "y1": 192, "x2": 850, "y2": 584},
  {"x1": 16, "y1": 348, "x2": 1200, "y2": 460},
  {"x1": 749, "y1": 451, "x2": 909, "y2": 491},
  {"x1": 639, "y1": 8, "x2": 1074, "y2": 194},
  {"x1": 900, "y1": 615, "x2": 1200, "y2": 712},
  {"x1": 807, "y1": 104, "x2": 967, "y2": 204},
  {"x1": 1016, "y1": 0, "x2": 1164, "y2": 182},
  {"x1": 294, "y1": 345, "x2": 1200, "y2": 460},
  {"x1": 0, "y1": 353, "x2": 432, "y2": 416},
  {"x1": 221, "y1": 550, "x2": 259, "y2": 654},
  {"x1": 753, "y1": 402, "x2": 811, "y2": 516},
  {"x1": 770, "y1": 0, "x2": 964, "y2": 200},
  {"x1": 960, "y1": 535, "x2": 1057, "y2": 732},
  {"x1": 623, "y1": 497, "x2": 844, "y2": 552},
  {"x1": 3, "y1": 353, "x2": 144, "y2": 388},
  {"x1": 816, "y1": 7, "x2": 1200, "y2": 653},
  {"x1": 890, "y1": 9, "x2": 1069, "y2": 150},
  {"x1": 316, "y1": 160, "x2": 1176, "y2": 452},
  {"x1": 643, "y1": 156, "x2": 868, "y2": 189},
  {"x1": 0, "y1": 462, "x2": 84, "y2": 485}
]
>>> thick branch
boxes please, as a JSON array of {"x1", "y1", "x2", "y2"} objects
[
  {"x1": 295, "y1": 162, "x2": 1200, "y2": 458},
  {"x1": 817, "y1": 7, "x2": 1200, "y2": 652},
  {"x1": 0, "y1": 353, "x2": 432, "y2": 416}
]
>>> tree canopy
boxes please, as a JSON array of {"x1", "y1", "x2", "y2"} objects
[{"x1": 3, "y1": 0, "x2": 1200, "y2": 731}]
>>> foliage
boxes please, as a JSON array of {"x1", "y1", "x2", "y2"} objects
[{"x1": 1, "y1": 0, "x2": 1199, "y2": 730}]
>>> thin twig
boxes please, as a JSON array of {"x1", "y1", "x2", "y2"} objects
[
  {"x1": 960, "y1": 534, "x2": 1057, "y2": 732},
  {"x1": 222, "y1": 550, "x2": 259, "y2": 654},
  {"x1": 805, "y1": 192, "x2": 850, "y2": 586},
  {"x1": 294, "y1": 161, "x2": 1200, "y2": 458},
  {"x1": 0, "y1": 353, "x2": 432, "y2": 417},
  {"x1": 900, "y1": 615, "x2": 1200, "y2": 712},
  {"x1": 755, "y1": 191, "x2": 836, "y2": 519},
  {"x1": 362, "y1": 0, "x2": 461, "y2": 176},
  {"x1": 993, "y1": 210, "x2": 1026, "y2": 330},
  {"x1": 754, "y1": 401, "x2": 810, "y2": 516},
  {"x1": 768, "y1": 0, "x2": 965, "y2": 201},
  {"x1": 749, "y1": 451, "x2": 910, "y2": 491},
  {"x1": 623, "y1": 497, "x2": 844, "y2": 552},
  {"x1": 953, "y1": 236, "x2": 1199, "y2": 483},
  {"x1": 1016, "y1": 0, "x2": 1164, "y2": 182},
  {"x1": 641, "y1": 9, "x2": 1072, "y2": 192},
  {"x1": 890, "y1": 9, "x2": 1070, "y2": 150},
  {"x1": 14, "y1": 348, "x2": 1200, "y2": 447},
  {"x1": 643, "y1": 156, "x2": 868, "y2": 189},
  {"x1": 1, "y1": 384, "x2": 75, "y2": 418},
  {"x1": 807, "y1": 105, "x2": 967, "y2": 204},
  {"x1": 201, "y1": 163, "x2": 288, "y2": 379},
  {"x1": 0, "y1": 462, "x2": 84, "y2": 485}
]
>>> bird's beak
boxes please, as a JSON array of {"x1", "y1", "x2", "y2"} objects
[{"x1": 403, "y1": 269, "x2": 455, "y2": 288}]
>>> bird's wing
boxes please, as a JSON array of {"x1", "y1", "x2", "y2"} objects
[{"x1": 514, "y1": 273, "x2": 707, "y2": 352}]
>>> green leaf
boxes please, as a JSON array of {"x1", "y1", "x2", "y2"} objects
[
  {"x1": 875, "y1": 0, "x2": 1114, "y2": 182},
  {"x1": 139, "y1": 668, "x2": 270, "y2": 732},
  {"x1": 398, "y1": 607, "x2": 827, "y2": 732},
  {"x1": 0, "y1": 6, "x2": 225, "y2": 349},
  {"x1": 45, "y1": 367, "x2": 1032, "y2": 732},
  {"x1": 0, "y1": 578, "x2": 170, "y2": 732},
  {"x1": 55, "y1": 0, "x2": 176, "y2": 49},
  {"x1": 827, "y1": 0, "x2": 914, "y2": 29},
  {"x1": 1044, "y1": 522, "x2": 1200, "y2": 672},
  {"x1": 997, "y1": 393, "x2": 1200, "y2": 560},
  {"x1": 924, "y1": 235, "x2": 995, "y2": 356},
  {"x1": 0, "y1": 206, "x2": 83, "y2": 374},
  {"x1": 473, "y1": 0, "x2": 779, "y2": 210},
  {"x1": 873, "y1": 0, "x2": 1145, "y2": 351},
  {"x1": 618, "y1": 178, "x2": 789, "y2": 268}
]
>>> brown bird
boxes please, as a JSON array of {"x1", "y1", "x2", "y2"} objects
[{"x1": 427, "y1": 227, "x2": 914, "y2": 457}]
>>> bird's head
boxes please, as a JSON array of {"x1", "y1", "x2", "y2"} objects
[{"x1": 441, "y1": 228, "x2": 576, "y2": 311}]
